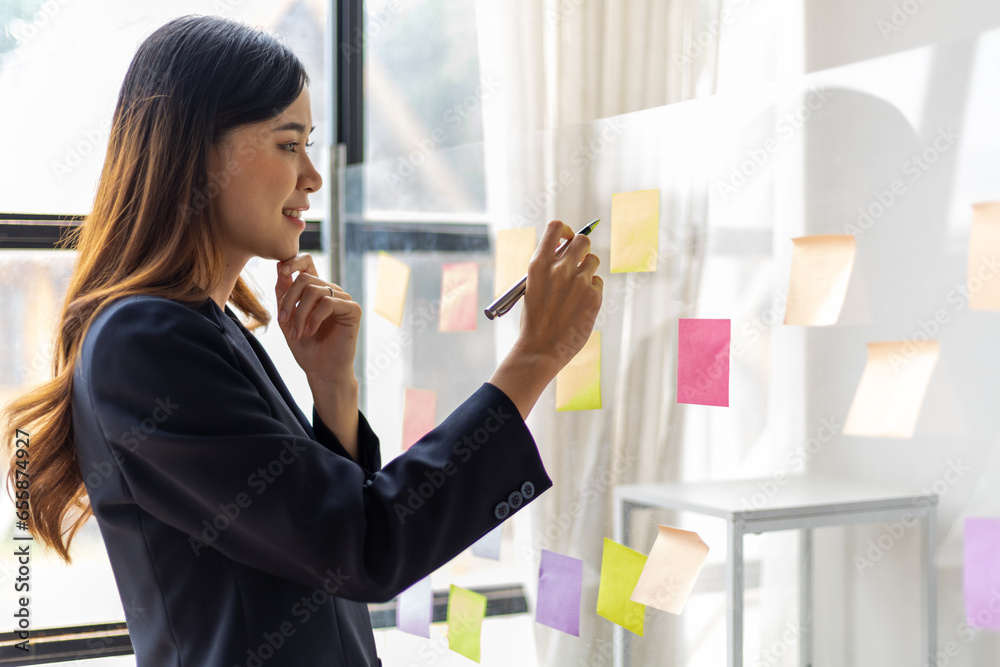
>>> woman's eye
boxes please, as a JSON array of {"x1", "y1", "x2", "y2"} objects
[{"x1": 282, "y1": 142, "x2": 315, "y2": 153}]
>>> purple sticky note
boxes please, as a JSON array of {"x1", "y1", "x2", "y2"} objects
[
  {"x1": 677, "y1": 318, "x2": 730, "y2": 407},
  {"x1": 964, "y1": 517, "x2": 1000, "y2": 630},
  {"x1": 536, "y1": 549, "x2": 583, "y2": 636},
  {"x1": 397, "y1": 576, "x2": 432, "y2": 638},
  {"x1": 471, "y1": 524, "x2": 503, "y2": 560}
]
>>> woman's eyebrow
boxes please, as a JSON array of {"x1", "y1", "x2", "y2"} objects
[{"x1": 272, "y1": 122, "x2": 315, "y2": 134}]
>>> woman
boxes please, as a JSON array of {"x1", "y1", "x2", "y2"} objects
[{"x1": 1, "y1": 14, "x2": 601, "y2": 667}]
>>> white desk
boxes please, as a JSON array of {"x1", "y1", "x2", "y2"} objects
[{"x1": 612, "y1": 476, "x2": 938, "y2": 667}]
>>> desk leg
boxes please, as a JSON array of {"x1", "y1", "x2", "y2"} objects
[
  {"x1": 726, "y1": 520, "x2": 744, "y2": 667},
  {"x1": 800, "y1": 528, "x2": 813, "y2": 667},
  {"x1": 921, "y1": 507, "x2": 938, "y2": 666},
  {"x1": 614, "y1": 500, "x2": 631, "y2": 667}
]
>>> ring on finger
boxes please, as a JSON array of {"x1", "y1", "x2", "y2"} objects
[{"x1": 327, "y1": 285, "x2": 334, "y2": 298}]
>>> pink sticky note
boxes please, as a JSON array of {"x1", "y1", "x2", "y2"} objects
[
  {"x1": 537, "y1": 550, "x2": 583, "y2": 636},
  {"x1": 677, "y1": 319, "x2": 730, "y2": 407},
  {"x1": 964, "y1": 517, "x2": 1000, "y2": 630},
  {"x1": 439, "y1": 262, "x2": 479, "y2": 332},
  {"x1": 402, "y1": 388, "x2": 437, "y2": 450}
]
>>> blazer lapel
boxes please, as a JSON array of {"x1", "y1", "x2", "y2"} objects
[{"x1": 192, "y1": 299, "x2": 316, "y2": 439}]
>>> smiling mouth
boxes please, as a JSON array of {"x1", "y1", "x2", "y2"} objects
[{"x1": 281, "y1": 209, "x2": 303, "y2": 219}]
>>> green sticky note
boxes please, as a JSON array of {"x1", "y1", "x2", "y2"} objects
[
  {"x1": 447, "y1": 584, "x2": 487, "y2": 663},
  {"x1": 556, "y1": 331, "x2": 602, "y2": 411},
  {"x1": 596, "y1": 538, "x2": 647, "y2": 636}
]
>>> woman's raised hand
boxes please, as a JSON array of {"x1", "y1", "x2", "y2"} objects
[{"x1": 489, "y1": 220, "x2": 604, "y2": 418}]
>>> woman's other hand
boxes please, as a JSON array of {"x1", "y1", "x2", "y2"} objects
[
  {"x1": 275, "y1": 253, "x2": 361, "y2": 383},
  {"x1": 489, "y1": 220, "x2": 604, "y2": 419}
]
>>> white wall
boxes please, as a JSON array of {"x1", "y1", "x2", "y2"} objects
[{"x1": 797, "y1": 2, "x2": 1000, "y2": 664}]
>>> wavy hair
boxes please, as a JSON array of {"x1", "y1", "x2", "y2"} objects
[{"x1": 0, "y1": 14, "x2": 310, "y2": 562}]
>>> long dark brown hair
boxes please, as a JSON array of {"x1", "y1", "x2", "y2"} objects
[{"x1": 0, "y1": 15, "x2": 310, "y2": 562}]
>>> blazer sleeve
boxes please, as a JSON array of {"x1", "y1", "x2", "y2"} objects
[
  {"x1": 312, "y1": 406, "x2": 382, "y2": 475},
  {"x1": 77, "y1": 297, "x2": 551, "y2": 602}
]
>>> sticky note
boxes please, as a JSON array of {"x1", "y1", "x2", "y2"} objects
[
  {"x1": 402, "y1": 388, "x2": 436, "y2": 451},
  {"x1": 843, "y1": 340, "x2": 940, "y2": 438},
  {"x1": 447, "y1": 585, "x2": 487, "y2": 663},
  {"x1": 471, "y1": 524, "x2": 503, "y2": 560},
  {"x1": 374, "y1": 253, "x2": 410, "y2": 326},
  {"x1": 968, "y1": 202, "x2": 1000, "y2": 310},
  {"x1": 630, "y1": 525, "x2": 709, "y2": 614},
  {"x1": 396, "y1": 576, "x2": 432, "y2": 638},
  {"x1": 439, "y1": 261, "x2": 479, "y2": 331},
  {"x1": 596, "y1": 538, "x2": 647, "y2": 636},
  {"x1": 537, "y1": 550, "x2": 583, "y2": 636},
  {"x1": 494, "y1": 228, "x2": 536, "y2": 297},
  {"x1": 556, "y1": 331, "x2": 601, "y2": 411},
  {"x1": 783, "y1": 235, "x2": 857, "y2": 325},
  {"x1": 964, "y1": 517, "x2": 1000, "y2": 631},
  {"x1": 611, "y1": 189, "x2": 659, "y2": 273},
  {"x1": 677, "y1": 319, "x2": 730, "y2": 407}
]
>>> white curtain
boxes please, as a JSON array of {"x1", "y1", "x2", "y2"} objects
[{"x1": 475, "y1": 1, "x2": 722, "y2": 663}]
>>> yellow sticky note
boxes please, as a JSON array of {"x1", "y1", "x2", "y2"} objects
[
  {"x1": 630, "y1": 525, "x2": 709, "y2": 614},
  {"x1": 968, "y1": 202, "x2": 1000, "y2": 310},
  {"x1": 844, "y1": 340, "x2": 940, "y2": 438},
  {"x1": 440, "y1": 261, "x2": 479, "y2": 332},
  {"x1": 783, "y1": 235, "x2": 857, "y2": 326},
  {"x1": 374, "y1": 253, "x2": 410, "y2": 326},
  {"x1": 611, "y1": 189, "x2": 659, "y2": 273},
  {"x1": 447, "y1": 585, "x2": 487, "y2": 663},
  {"x1": 556, "y1": 331, "x2": 601, "y2": 411},
  {"x1": 596, "y1": 538, "x2": 647, "y2": 636},
  {"x1": 494, "y1": 228, "x2": 536, "y2": 297}
]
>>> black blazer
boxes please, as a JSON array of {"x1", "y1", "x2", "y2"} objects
[{"x1": 72, "y1": 295, "x2": 551, "y2": 666}]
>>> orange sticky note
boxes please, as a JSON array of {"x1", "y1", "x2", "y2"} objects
[
  {"x1": 439, "y1": 261, "x2": 479, "y2": 332},
  {"x1": 968, "y1": 202, "x2": 1000, "y2": 310},
  {"x1": 556, "y1": 332, "x2": 601, "y2": 411},
  {"x1": 630, "y1": 525, "x2": 709, "y2": 614},
  {"x1": 783, "y1": 235, "x2": 857, "y2": 326},
  {"x1": 494, "y1": 228, "x2": 536, "y2": 297},
  {"x1": 374, "y1": 253, "x2": 410, "y2": 326},
  {"x1": 843, "y1": 340, "x2": 940, "y2": 438},
  {"x1": 611, "y1": 189, "x2": 659, "y2": 273},
  {"x1": 402, "y1": 388, "x2": 436, "y2": 451}
]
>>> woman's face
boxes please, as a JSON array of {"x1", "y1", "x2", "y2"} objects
[{"x1": 208, "y1": 86, "x2": 322, "y2": 266}]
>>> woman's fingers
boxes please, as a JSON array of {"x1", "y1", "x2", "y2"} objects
[
  {"x1": 534, "y1": 220, "x2": 575, "y2": 262},
  {"x1": 277, "y1": 252, "x2": 318, "y2": 277}
]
